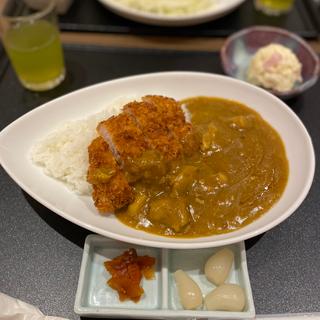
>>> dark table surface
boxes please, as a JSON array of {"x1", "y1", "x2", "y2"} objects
[{"x1": 0, "y1": 45, "x2": 320, "y2": 319}]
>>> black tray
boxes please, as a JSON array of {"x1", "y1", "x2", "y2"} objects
[
  {"x1": 5, "y1": 0, "x2": 320, "y2": 39},
  {"x1": 0, "y1": 44, "x2": 320, "y2": 320},
  {"x1": 304, "y1": 0, "x2": 320, "y2": 33}
]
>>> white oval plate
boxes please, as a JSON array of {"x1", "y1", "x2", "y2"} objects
[
  {"x1": 97, "y1": 0, "x2": 246, "y2": 27},
  {"x1": 0, "y1": 72, "x2": 315, "y2": 249}
]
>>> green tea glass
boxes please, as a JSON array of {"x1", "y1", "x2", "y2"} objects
[
  {"x1": 255, "y1": 0, "x2": 295, "y2": 15},
  {"x1": 0, "y1": 1, "x2": 65, "y2": 91}
]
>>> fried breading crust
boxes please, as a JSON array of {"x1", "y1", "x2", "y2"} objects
[
  {"x1": 142, "y1": 95, "x2": 186, "y2": 125},
  {"x1": 124, "y1": 101, "x2": 182, "y2": 160},
  {"x1": 97, "y1": 113, "x2": 149, "y2": 162},
  {"x1": 87, "y1": 137, "x2": 134, "y2": 213},
  {"x1": 142, "y1": 95, "x2": 199, "y2": 155},
  {"x1": 91, "y1": 176, "x2": 134, "y2": 213},
  {"x1": 88, "y1": 95, "x2": 199, "y2": 214}
]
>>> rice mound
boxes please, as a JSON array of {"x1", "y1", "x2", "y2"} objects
[{"x1": 31, "y1": 97, "x2": 133, "y2": 195}]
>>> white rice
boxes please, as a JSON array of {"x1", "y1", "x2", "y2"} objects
[{"x1": 30, "y1": 97, "x2": 135, "y2": 195}]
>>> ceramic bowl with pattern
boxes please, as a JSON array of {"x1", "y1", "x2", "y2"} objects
[{"x1": 221, "y1": 26, "x2": 320, "y2": 99}]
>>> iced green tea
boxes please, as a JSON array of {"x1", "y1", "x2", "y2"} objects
[
  {"x1": 255, "y1": 0, "x2": 294, "y2": 15},
  {"x1": 1, "y1": 1, "x2": 65, "y2": 91},
  {"x1": 3, "y1": 20, "x2": 65, "y2": 91}
]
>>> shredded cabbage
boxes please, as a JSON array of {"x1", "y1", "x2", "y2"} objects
[{"x1": 115, "y1": 0, "x2": 214, "y2": 16}]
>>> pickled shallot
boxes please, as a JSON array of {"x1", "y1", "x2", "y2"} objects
[
  {"x1": 204, "y1": 248, "x2": 234, "y2": 285},
  {"x1": 204, "y1": 284, "x2": 246, "y2": 311},
  {"x1": 174, "y1": 269, "x2": 203, "y2": 310}
]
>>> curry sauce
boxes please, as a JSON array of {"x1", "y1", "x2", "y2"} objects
[{"x1": 116, "y1": 97, "x2": 289, "y2": 237}]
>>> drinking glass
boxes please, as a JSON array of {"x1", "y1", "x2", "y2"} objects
[
  {"x1": 0, "y1": 0, "x2": 65, "y2": 91},
  {"x1": 254, "y1": 0, "x2": 295, "y2": 15}
]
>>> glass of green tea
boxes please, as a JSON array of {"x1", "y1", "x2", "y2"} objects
[
  {"x1": 254, "y1": 0, "x2": 295, "y2": 15},
  {"x1": 0, "y1": 1, "x2": 65, "y2": 91}
]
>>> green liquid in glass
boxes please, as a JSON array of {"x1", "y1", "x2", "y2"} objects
[
  {"x1": 256, "y1": 0, "x2": 294, "y2": 12},
  {"x1": 3, "y1": 20, "x2": 65, "y2": 89}
]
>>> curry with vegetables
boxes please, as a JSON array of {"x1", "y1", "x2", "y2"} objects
[
  {"x1": 115, "y1": 97, "x2": 288, "y2": 237},
  {"x1": 88, "y1": 96, "x2": 288, "y2": 237}
]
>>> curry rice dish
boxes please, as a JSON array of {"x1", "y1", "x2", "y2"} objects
[{"x1": 87, "y1": 95, "x2": 288, "y2": 237}]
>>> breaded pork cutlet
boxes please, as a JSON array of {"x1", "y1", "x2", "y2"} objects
[
  {"x1": 97, "y1": 113, "x2": 149, "y2": 165},
  {"x1": 87, "y1": 137, "x2": 134, "y2": 213},
  {"x1": 142, "y1": 95, "x2": 186, "y2": 125},
  {"x1": 142, "y1": 95, "x2": 199, "y2": 155},
  {"x1": 88, "y1": 95, "x2": 199, "y2": 213},
  {"x1": 124, "y1": 100, "x2": 182, "y2": 160}
]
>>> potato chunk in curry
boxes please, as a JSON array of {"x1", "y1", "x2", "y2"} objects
[{"x1": 148, "y1": 197, "x2": 190, "y2": 233}]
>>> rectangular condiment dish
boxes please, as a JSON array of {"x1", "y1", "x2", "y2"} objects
[{"x1": 74, "y1": 234, "x2": 255, "y2": 318}]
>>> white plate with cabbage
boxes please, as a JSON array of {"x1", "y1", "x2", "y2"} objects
[{"x1": 97, "y1": 0, "x2": 246, "y2": 26}]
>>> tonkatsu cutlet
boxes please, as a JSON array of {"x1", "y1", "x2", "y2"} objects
[
  {"x1": 98, "y1": 95, "x2": 196, "y2": 163},
  {"x1": 88, "y1": 95, "x2": 199, "y2": 214},
  {"x1": 123, "y1": 100, "x2": 182, "y2": 160},
  {"x1": 142, "y1": 95, "x2": 186, "y2": 125},
  {"x1": 87, "y1": 137, "x2": 134, "y2": 213},
  {"x1": 97, "y1": 112, "x2": 149, "y2": 164},
  {"x1": 143, "y1": 95, "x2": 199, "y2": 155}
]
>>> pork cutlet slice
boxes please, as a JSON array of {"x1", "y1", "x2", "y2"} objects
[
  {"x1": 89, "y1": 95, "x2": 199, "y2": 213},
  {"x1": 87, "y1": 137, "x2": 134, "y2": 213},
  {"x1": 142, "y1": 95, "x2": 186, "y2": 125},
  {"x1": 142, "y1": 95, "x2": 199, "y2": 155},
  {"x1": 97, "y1": 113, "x2": 149, "y2": 165},
  {"x1": 123, "y1": 100, "x2": 182, "y2": 160}
]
